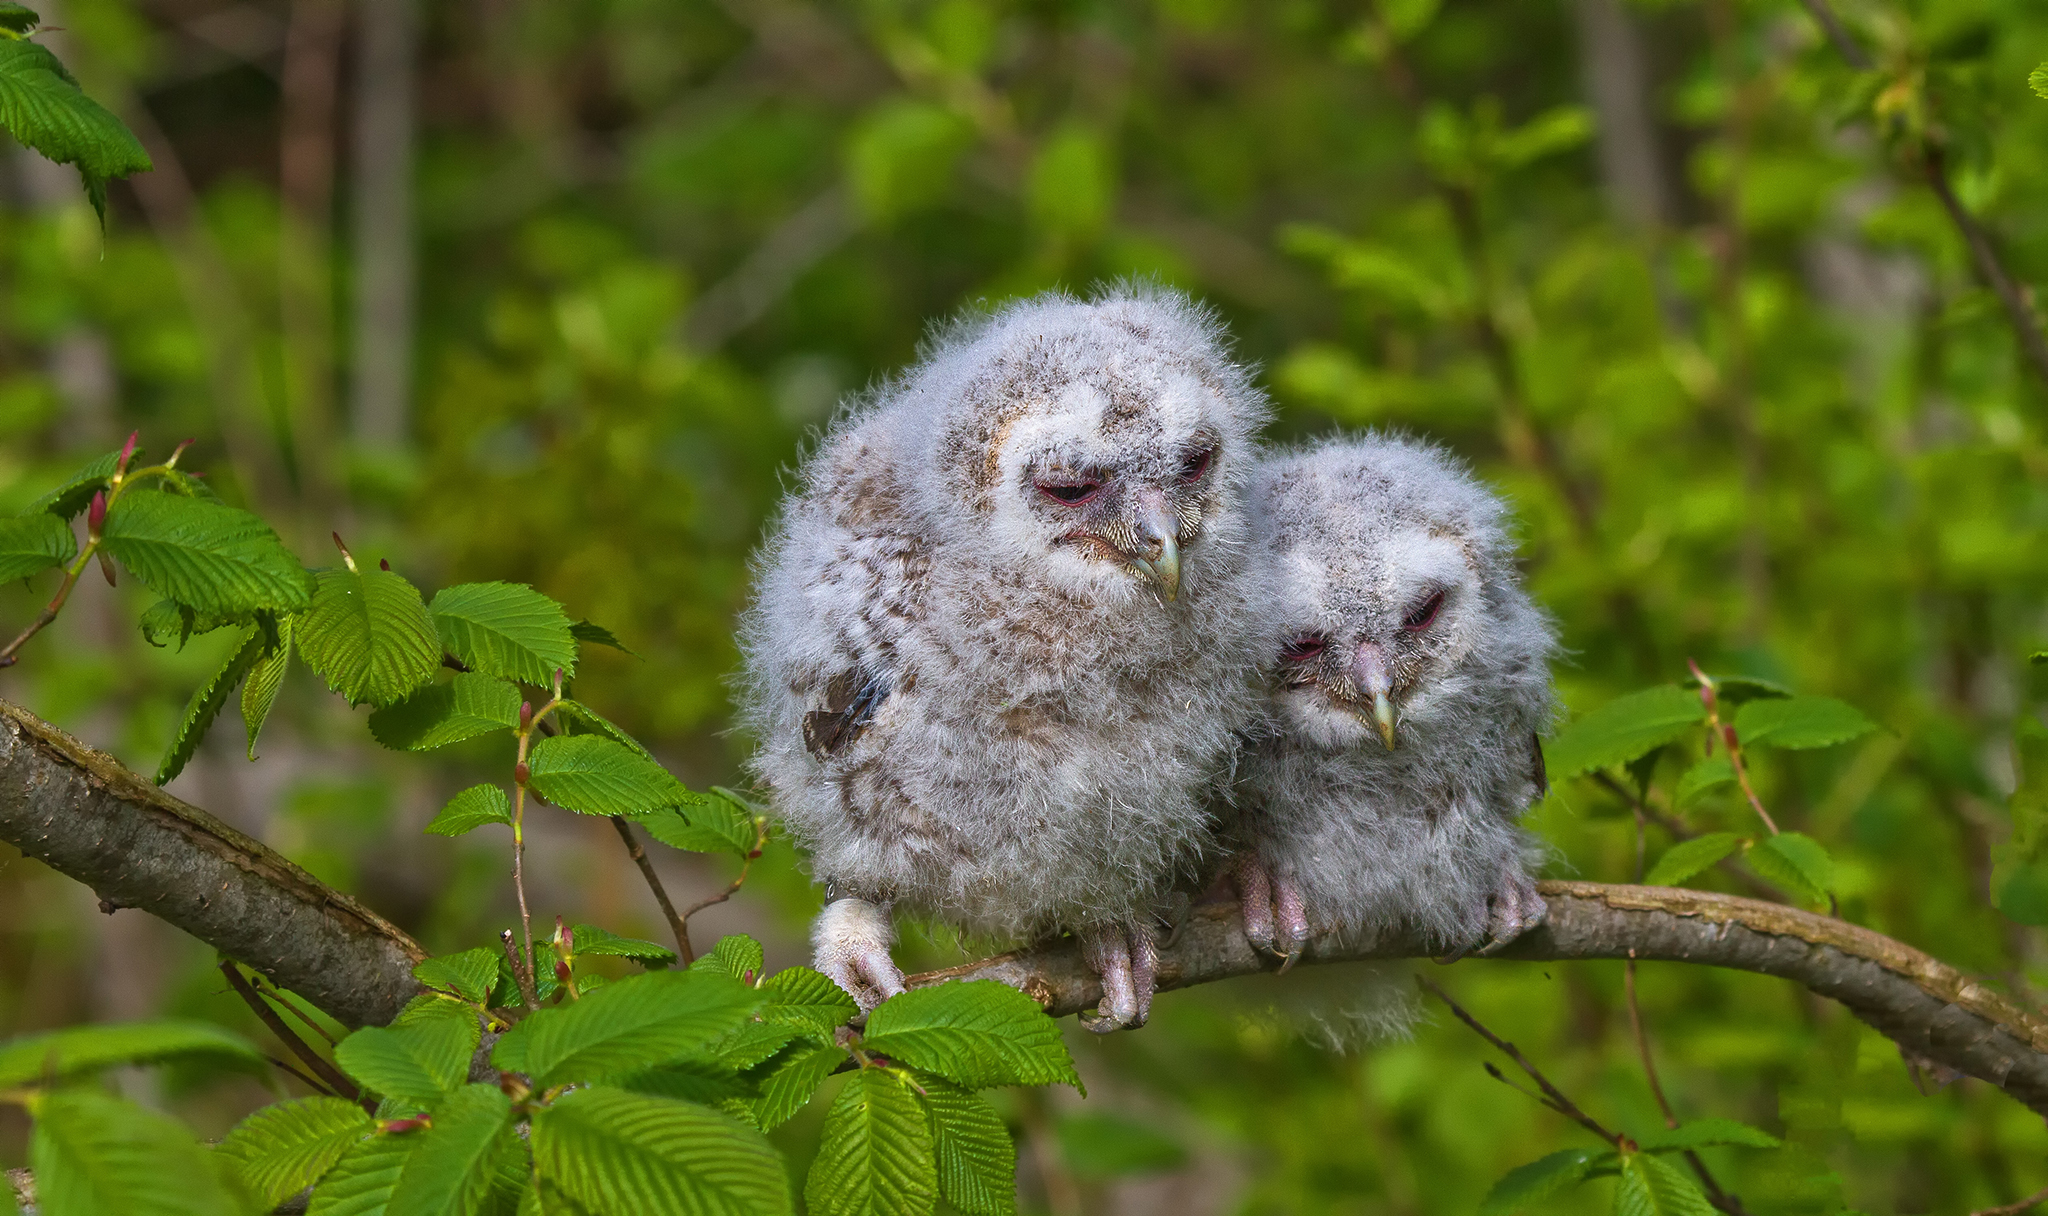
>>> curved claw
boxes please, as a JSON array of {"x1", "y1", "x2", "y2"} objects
[
  {"x1": 1234, "y1": 854, "x2": 1312, "y2": 967},
  {"x1": 813, "y1": 898, "x2": 905, "y2": 1012},
  {"x1": 1471, "y1": 866, "x2": 1549, "y2": 958},
  {"x1": 1081, "y1": 923, "x2": 1159, "y2": 1032}
]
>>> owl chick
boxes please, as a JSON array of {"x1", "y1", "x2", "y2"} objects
[
  {"x1": 739, "y1": 287, "x2": 1270, "y2": 1029},
  {"x1": 1231, "y1": 435, "x2": 1555, "y2": 962}
]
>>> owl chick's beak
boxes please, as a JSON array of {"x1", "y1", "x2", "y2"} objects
[
  {"x1": 1352, "y1": 642, "x2": 1397, "y2": 748},
  {"x1": 1124, "y1": 491, "x2": 1181, "y2": 602}
]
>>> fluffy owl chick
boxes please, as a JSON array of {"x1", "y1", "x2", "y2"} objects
[
  {"x1": 739, "y1": 287, "x2": 1270, "y2": 1029},
  {"x1": 1232, "y1": 435, "x2": 1555, "y2": 961}
]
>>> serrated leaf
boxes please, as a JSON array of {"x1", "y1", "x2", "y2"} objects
[
  {"x1": 1707, "y1": 674, "x2": 1791, "y2": 705},
  {"x1": 1477, "y1": 1148, "x2": 1605, "y2": 1215},
  {"x1": 532, "y1": 1084, "x2": 792, "y2": 1216},
  {"x1": 570, "y1": 619, "x2": 637, "y2": 657},
  {"x1": 426, "y1": 784, "x2": 513, "y2": 837},
  {"x1": 861, "y1": 982, "x2": 1079, "y2": 1090},
  {"x1": 369, "y1": 673, "x2": 521, "y2": 751},
  {"x1": 1733, "y1": 695, "x2": 1876, "y2": 750},
  {"x1": 1615, "y1": 1151, "x2": 1717, "y2": 1216},
  {"x1": 151, "y1": 468, "x2": 222, "y2": 502},
  {"x1": 2032, "y1": 62, "x2": 2048, "y2": 99},
  {"x1": 709, "y1": 1023, "x2": 802, "y2": 1072},
  {"x1": 307, "y1": 1131, "x2": 419, "y2": 1216},
  {"x1": 1749, "y1": 832, "x2": 1833, "y2": 903},
  {"x1": 761, "y1": 967, "x2": 858, "y2": 1037},
  {"x1": 1674, "y1": 757, "x2": 1734, "y2": 807},
  {"x1": 100, "y1": 492, "x2": 311, "y2": 616},
  {"x1": 569, "y1": 924, "x2": 677, "y2": 965},
  {"x1": 807, "y1": 1069, "x2": 936, "y2": 1216},
  {"x1": 385, "y1": 1084, "x2": 514, "y2": 1216},
  {"x1": 556, "y1": 699, "x2": 652, "y2": 757},
  {"x1": 414, "y1": 949, "x2": 501, "y2": 1005},
  {"x1": 1644, "y1": 833, "x2": 1744, "y2": 888},
  {"x1": 242, "y1": 614, "x2": 293, "y2": 760},
  {"x1": 428, "y1": 582, "x2": 578, "y2": 686},
  {"x1": 1543, "y1": 686, "x2": 1706, "y2": 779},
  {"x1": 0, "y1": 39, "x2": 151, "y2": 219},
  {"x1": 0, "y1": 509, "x2": 72, "y2": 582},
  {"x1": 1636, "y1": 1118, "x2": 1780, "y2": 1152},
  {"x1": 138, "y1": 598, "x2": 238, "y2": 649},
  {"x1": 0, "y1": 1019, "x2": 259, "y2": 1089},
  {"x1": 492, "y1": 969, "x2": 758, "y2": 1088},
  {"x1": 692, "y1": 935, "x2": 764, "y2": 982},
  {"x1": 613, "y1": 1059, "x2": 759, "y2": 1107},
  {"x1": 298, "y1": 565, "x2": 442, "y2": 708},
  {"x1": 335, "y1": 1001, "x2": 479, "y2": 1104},
  {"x1": 527, "y1": 733, "x2": 696, "y2": 817},
  {"x1": 922, "y1": 1078, "x2": 1015, "y2": 1216},
  {"x1": 0, "y1": 6, "x2": 41, "y2": 39},
  {"x1": 492, "y1": 952, "x2": 558, "y2": 1012},
  {"x1": 216, "y1": 1096, "x2": 374, "y2": 1207},
  {"x1": 32, "y1": 1087, "x2": 240, "y2": 1216},
  {"x1": 636, "y1": 794, "x2": 753, "y2": 856},
  {"x1": 750, "y1": 1043, "x2": 845, "y2": 1131},
  {"x1": 156, "y1": 623, "x2": 268, "y2": 785},
  {"x1": 26, "y1": 447, "x2": 123, "y2": 518}
]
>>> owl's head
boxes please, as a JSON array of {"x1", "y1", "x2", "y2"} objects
[
  {"x1": 909, "y1": 287, "x2": 1266, "y2": 604},
  {"x1": 1252, "y1": 436, "x2": 1517, "y2": 750}
]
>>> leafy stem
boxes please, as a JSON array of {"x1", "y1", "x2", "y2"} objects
[
  {"x1": 1688, "y1": 659, "x2": 1779, "y2": 835},
  {"x1": 1417, "y1": 975, "x2": 1628, "y2": 1149},
  {"x1": 677, "y1": 812, "x2": 771, "y2": 958},
  {"x1": 1625, "y1": 955, "x2": 1752, "y2": 1215}
]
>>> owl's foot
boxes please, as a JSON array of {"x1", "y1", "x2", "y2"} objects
[
  {"x1": 1233, "y1": 854, "x2": 1310, "y2": 969},
  {"x1": 812, "y1": 897, "x2": 905, "y2": 1012},
  {"x1": 1472, "y1": 865, "x2": 1548, "y2": 957},
  {"x1": 1078, "y1": 922, "x2": 1159, "y2": 1033}
]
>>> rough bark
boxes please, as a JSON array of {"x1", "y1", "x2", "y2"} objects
[{"x1": 0, "y1": 701, "x2": 424, "y2": 1028}]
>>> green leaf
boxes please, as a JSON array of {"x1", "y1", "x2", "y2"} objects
[
  {"x1": 1674, "y1": 757, "x2": 1734, "y2": 807},
  {"x1": 413, "y1": 949, "x2": 501, "y2": 1005},
  {"x1": 692, "y1": 934, "x2": 764, "y2": 982},
  {"x1": 426, "y1": 784, "x2": 513, "y2": 837},
  {"x1": 923, "y1": 1078, "x2": 1015, "y2": 1215},
  {"x1": 215, "y1": 1096, "x2": 374, "y2": 1208},
  {"x1": 1615, "y1": 1151, "x2": 1717, "y2": 1216},
  {"x1": 1052, "y1": 1113, "x2": 1184, "y2": 1178},
  {"x1": 569, "y1": 924, "x2": 677, "y2": 965},
  {"x1": 334, "y1": 1001, "x2": 480, "y2": 1104},
  {"x1": 806, "y1": 1069, "x2": 936, "y2": 1216},
  {"x1": 1492, "y1": 104, "x2": 1592, "y2": 168},
  {"x1": 306, "y1": 1131, "x2": 419, "y2": 1216},
  {"x1": 2031, "y1": 62, "x2": 2048, "y2": 99},
  {"x1": 569, "y1": 619, "x2": 637, "y2": 657},
  {"x1": 1477, "y1": 1148, "x2": 1606, "y2": 1216},
  {"x1": 0, "y1": 510, "x2": 72, "y2": 582},
  {"x1": 491, "y1": 969, "x2": 758, "y2": 1088},
  {"x1": 100, "y1": 493, "x2": 311, "y2": 616},
  {"x1": 26, "y1": 446, "x2": 123, "y2": 518},
  {"x1": 156, "y1": 623, "x2": 269, "y2": 785},
  {"x1": 861, "y1": 982, "x2": 1079, "y2": 1090},
  {"x1": 708, "y1": 1023, "x2": 802, "y2": 1072},
  {"x1": 1733, "y1": 696, "x2": 1876, "y2": 750},
  {"x1": 760, "y1": 967, "x2": 858, "y2": 1037},
  {"x1": 241, "y1": 614, "x2": 293, "y2": 760},
  {"x1": 636, "y1": 793, "x2": 754, "y2": 856},
  {"x1": 0, "y1": 38, "x2": 151, "y2": 220},
  {"x1": 613, "y1": 1059, "x2": 758, "y2": 1107},
  {"x1": 32, "y1": 1087, "x2": 240, "y2": 1216},
  {"x1": 369, "y1": 673, "x2": 521, "y2": 751},
  {"x1": 0, "y1": 6, "x2": 41, "y2": 39},
  {"x1": 1748, "y1": 832, "x2": 1834, "y2": 903},
  {"x1": 527, "y1": 733, "x2": 697, "y2": 817},
  {"x1": 385, "y1": 1084, "x2": 515, "y2": 1216},
  {"x1": 428, "y1": 582, "x2": 578, "y2": 686},
  {"x1": 556, "y1": 699, "x2": 653, "y2": 757},
  {"x1": 0, "y1": 1020, "x2": 258, "y2": 1089},
  {"x1": 1543, "y1": 686, "x2": 1706, "y2": 779},
  {"x1": 531, "y1": 1084, "x2": 792, "y2": 1216},
  {"x1": 1706, "y1": 674, "x2": 1791, "y2": 705},
  {"x1": 751, "y1": 1043, "x2": 846, "y2": 1131},
  {"x1": 139, "y1": 598, "x2": 237, "y2": 650},
  {"x1": 1636, "y1": 1118, "x2": 1781, "y2": 1152},
  {"x1": 298, "y1": 565, "x2": 442, "y2": 708},
  {"x1": 1644, "y1": 833, "x2": 1744, "y2": 887}
]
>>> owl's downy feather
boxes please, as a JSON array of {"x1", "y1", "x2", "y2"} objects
[
  {"x1": 1235, "y1": 433, "x2": 1557, "y2": 954},
  {"x1": 739, "y1": 286, "x2": 1272, "y2": 945}
]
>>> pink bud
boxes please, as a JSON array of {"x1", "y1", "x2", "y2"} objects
[
  {"x1": 554, "y1": 958, "x2": 572, "y2": 985},
  {"x1": 379, "y1": 558, "x2": 391, "y2": 572},
  {"x1": 116, "y1": 430, "x2": 137, "y2": 471},
  {"x1": 86, "y1": 490, "x2": 106, "y2": 535},
  {"x1": 515, "y1": 760, "x2": 530, "y2": 785},
  {"x1": 519, "y1": 701, "x2": 534, "y2": 731},
  {"x1": 1721, "y1": 724, "x2": 1739, "y2": 751}
]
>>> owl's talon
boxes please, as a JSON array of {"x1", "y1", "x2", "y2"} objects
[
  {"x1": 1081, "y1": 922, "x2": 1157, "y2": 1031},
  {"x1": 1472, "y1": 865, "x2": 1547, "y2": 956},
  {"x1": 813, "y1": 897, "x2": 905, "y2": 1012},
  {"x1": 1234, "y1": 854, "x2": 1311, "y2": 964}
]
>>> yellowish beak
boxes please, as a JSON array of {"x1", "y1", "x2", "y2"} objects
[{"x1": 1127, "y1": 494, "x2": 1181, "y2": 603}]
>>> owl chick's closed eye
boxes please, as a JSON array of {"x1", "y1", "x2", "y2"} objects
[
  {"x1": 739, "y1": 285, "x2": 1272, "y2": 1029},
  {"x1": 1230, "y1": 434, "x2": 1558, "y2": 961}
]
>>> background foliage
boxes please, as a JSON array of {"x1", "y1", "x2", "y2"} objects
[{"x1": 2, "y1": 0, "x2": 2047, "y2": 1210}]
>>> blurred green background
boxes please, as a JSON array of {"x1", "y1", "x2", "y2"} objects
[{"x1": 2, "y1": 0, "x2": 2047, "y2": 1210}]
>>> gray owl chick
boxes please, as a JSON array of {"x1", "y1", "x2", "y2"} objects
[
  {"x1": 1231, "y1": 435, "x2": 1556, "y2": 961},
  {"x1": 739, "y1": 287, "x2": 1270, "y2": 1029}
]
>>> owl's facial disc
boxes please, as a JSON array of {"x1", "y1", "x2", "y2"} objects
[{"x1": 1030, "y1": 433, "x2": 1217, "y2": 602}]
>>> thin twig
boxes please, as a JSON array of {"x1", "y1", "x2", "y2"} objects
[
  {"x1": 0, "y1": 545, "x2": 93, "y2": 669},
  {"x1": 1417, "y1": 976, "x2": 1625, "y2": 1146},
  {"x1": 1627, "y1": 957, "x2": 1753, "y2": 1216},
  {"x1": 219, "y1": 961, "x2": 363, "y2": 1105},
  {"x1": 679, "y1": 820, "x2": 771, "y2": 949},
  {"x1": 1796, "y1": 0, "x2": 1871, "y2": 69},
  {"x1": 610, "y1": 816, "x2": 692, "y2": 964},
  {"x1": 509, "y1": 725, "x2": 538, "y2": 1009},
  {"x1": 1976, "y1": 1184, "x2": 2048, "y2": 1216},
  {"x1": 1589, "y1": 771, "x2": 1788, "y2": 902},
  {"x1": 249, "y1": 973, "x2": 339, "y2": 1045},
  {"x1": 260, "y1": 1052, "x2": 333, "y2": 1095}
]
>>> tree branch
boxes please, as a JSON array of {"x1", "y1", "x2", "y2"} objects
[{"x1": 0, "y1": 700, "x2": 424, "y2": 1028}]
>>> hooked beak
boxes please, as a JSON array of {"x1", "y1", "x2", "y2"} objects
[
  {"x1": 1124, "y1": 491, "x2": 1181, "y2": 602},
  {"x1": 1352, "y1": 642, "x2": 1397, "y2": 748}
]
